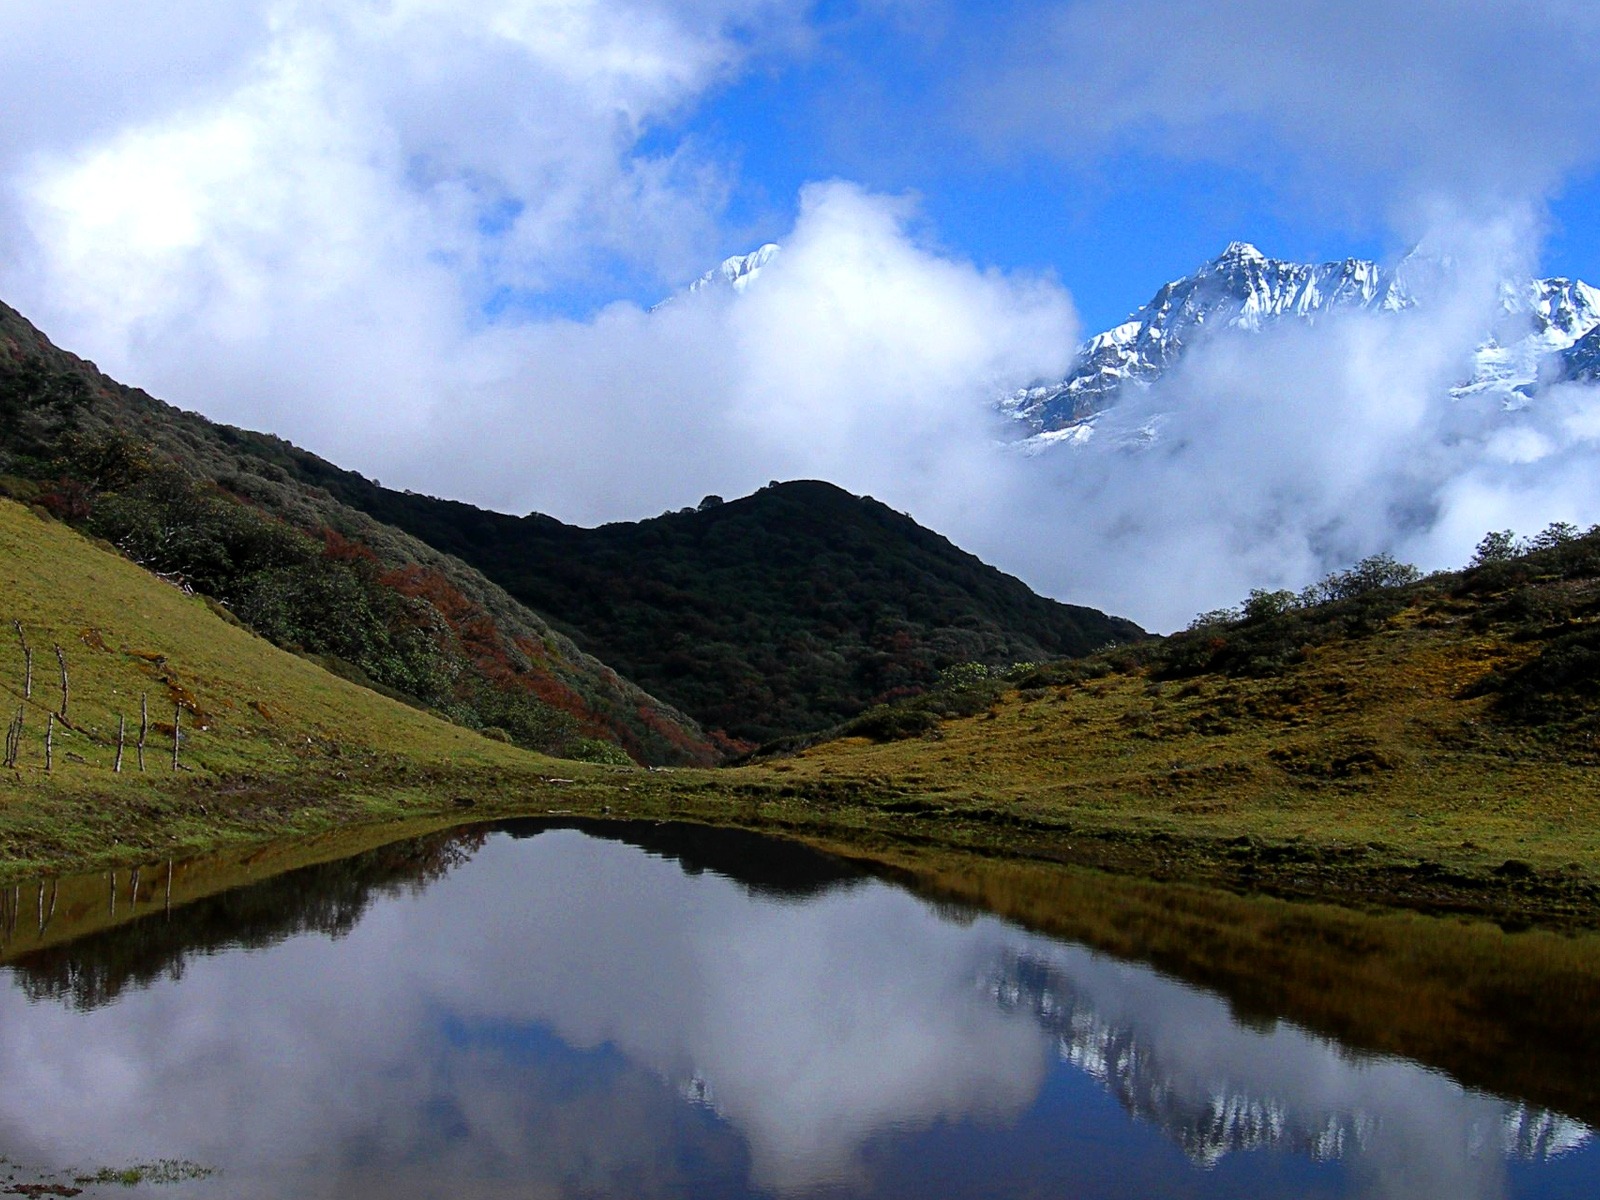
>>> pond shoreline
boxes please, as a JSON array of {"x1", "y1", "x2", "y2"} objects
[{"x1": 2, "y1": 760, "x2": 1597, "y2": 931}]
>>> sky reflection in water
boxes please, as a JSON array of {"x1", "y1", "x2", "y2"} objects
[{"x1": 0, "y1": 826, "x2": 1593, "y2": 1199}]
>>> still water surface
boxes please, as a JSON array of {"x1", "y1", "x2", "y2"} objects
[{"x1": 0, "y1": 821, "x2": 1597, "y2": 1198}]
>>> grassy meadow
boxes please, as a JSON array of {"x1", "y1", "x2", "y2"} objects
[
  {"x1": 5, "y1": 491, "x2": 1600, "y2": 930},
  {"x1": 0, "y1": 498, "x2": 605, "y2": 874},
  {"x1": 705, "y1": 549, "x2": 1600, "y2": 924}
]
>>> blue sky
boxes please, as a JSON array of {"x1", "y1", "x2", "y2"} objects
[
  {"x1": 613, "y1": 0, "x2": 1600, "y2": 331},
  {"x1": 4, "y1": 0, "x2": 1600, "y2": 624},
  {"x1": 637, "y1": 8, "x2": 1397, "y2": 331}
]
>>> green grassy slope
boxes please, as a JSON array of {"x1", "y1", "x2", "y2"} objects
[
  {"x1": 0, "y1": 300, "x2": 715, "y2": 766},
  {"x1": 0, "y1": 498, "x2": 541, "y2": 777},
  {"x1": 0, "y1": 498, "x2": 602, "y2": 870},
  {"x1": 718, "y1": 539, "x2": 1600, "y2": 920}
]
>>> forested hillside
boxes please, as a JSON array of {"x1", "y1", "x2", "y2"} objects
[
  {"x1": 0, "y1": 301, "x2": 715, "y2": 766},
  {"x1": 184, "y1": 454, "x2": 1145, "y2": 743}
]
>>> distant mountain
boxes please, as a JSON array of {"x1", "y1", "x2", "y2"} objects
[
  {"x1": 0, "y1": 300, "x2": 716, "y2": 766},
  {"x1": 651, "y1": 244, "x2": 779, "y2": 310},
  {"x1": 1004, "y1": 242, "x2": 1600, "y2": 444},
  {"x1": 1005, "y1": 242, "x2": 1417, "y2": 433},
  {"x1": 251, "y1": 469, "x2": 1144, "y2": 745},
  {"x1": 688, "y1": 243, "x2": 779, "y2": 296},
  {"x1": 670, "y1": 238, "x2": 1600, "y2": 448}
]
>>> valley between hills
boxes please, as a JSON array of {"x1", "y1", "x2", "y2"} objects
[{"x1": 3, "y1": 298, "x2": 1600, "y2": 930}]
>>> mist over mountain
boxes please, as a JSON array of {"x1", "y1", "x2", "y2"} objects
[
  {"x1": 1002, "y1": 241, "x2": 1600, "y2": 449},
  {"x1": 659, "y1": 234, "x2": 1600, "y2": 631}
]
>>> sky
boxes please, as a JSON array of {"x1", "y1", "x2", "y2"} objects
[{"x1": 3, "y1": 0, "x2": 1600, "y2": 629}]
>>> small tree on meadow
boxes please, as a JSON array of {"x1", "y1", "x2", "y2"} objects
[
  {"x1": 1242, "y1": 588, "x2": 1298, "y2": 621},
  {"x1": 1317, "y1": 553, "x2": 1422, "y2": 601},
  {"x1": 1530, "y1": 521, "x2": 1581, "y2": 552},
  {"x1": 1471, "y1": 530, "x2": 1521, "y2": 567}
]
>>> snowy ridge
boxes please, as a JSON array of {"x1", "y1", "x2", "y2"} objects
[
  {"x1": 650, "y1": 244, "x2": 779, "y2": 311},
  {"x1": 1004, "y1": 241, "x2": 1419, "y2": 433},
  {"x1": 1004, "y1": 243, "x2": 1600, "y2": 440},
  {"x1": 1456, "y1": 276, "x2": 1600, "y2": 408},
  {"x1": 688, "y1": 243, "x2": 780, "y2": 296},
  {"x1": 660, "y1": 239, "x2": 1600, "y2": 436}
]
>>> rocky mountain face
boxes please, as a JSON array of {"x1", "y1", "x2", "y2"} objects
[
  {"x1": 1560, "y1": 323, "x2": 1600, "y2": 384},
  {"x1": 1003, "y1": 241, "x2": 1418, "y2": 433},
  {"x1": 1003, "y1": 242, "x2": 1600, "y2": 444}
]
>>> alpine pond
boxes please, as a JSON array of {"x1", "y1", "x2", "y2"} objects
[{"x1": 0, "y1": 821, "x2": 1595, "y2": 1199}]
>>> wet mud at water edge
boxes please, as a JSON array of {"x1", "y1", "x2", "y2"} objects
[{"x1": 0, "y1": 818, "x2": 1597, "y2": 1199}]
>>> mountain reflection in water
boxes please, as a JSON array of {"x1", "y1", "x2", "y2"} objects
[{"x1": 0, "y1": 822, "x2": 1593, "y2": 1199}]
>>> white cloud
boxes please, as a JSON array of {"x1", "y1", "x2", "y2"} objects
[
  {"x1": 6, "y1": 0, "x2": 1600, "y2": 637},
  {"x1": 0, "y1": 0, "x2": 815, "y2": 455},
  {"x1": 969, "y1": 0, "x2": 1600, "y2": 228},
  {"x1": 403, "y1": 180, "x2": 1077, "y2": 522}
]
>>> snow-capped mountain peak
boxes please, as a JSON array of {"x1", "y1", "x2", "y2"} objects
[
  {"x1": 1216, "y1": 240, "x2": 1267, "y2": 264},
  {"x1": 651, "y1": 244, "x2": 780, "y2": 311},
  {"x1": 1005, "y1": 242, "x2": 1599, "y2": 439},
  {"x1": 1004, "y1": 243, "x2": 1419, "y2": 432},
  {"x1": 688, "y1": 243, "x2": 780, "y2": 295}
]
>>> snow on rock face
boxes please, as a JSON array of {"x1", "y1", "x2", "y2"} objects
[
  {"x1": 687, "y1": 243, "x2": 781, "y2": 295},
  {"x1": 1458, "y1": 277, "x2": 1600, "y2": 408},
  {"x1": 1007, "y1": 244, "x2": 1600, "y2": 439},
  {"x1": 1004, "y1": 242, "x2": 1419, "y2": 433},
  {"x1": 650, "y1": 244, "x2": 780, "y2": 311}
]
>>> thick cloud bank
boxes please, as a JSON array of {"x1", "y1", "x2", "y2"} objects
[{"x1": 5, "y1": 2, "x2": 1600, "y2": 631}]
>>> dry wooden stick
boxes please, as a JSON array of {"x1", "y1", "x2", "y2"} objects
[
  {"x1": 53, "y1": 645, "x2": 68, "y2": 719},
  {"x1": 44, "y1": 712, "x2": 53, "y2": 772},
  {"x1": 114, "y1": 714, "x2": 125, "y2": 773},
  {"x1": 4, "y1": 704, "x2": 20, "y2": 768},
  {"x1": 138, "y1": 693, "x2": 148, "y2": 772},
  {"x1": 12, "y1": 620, "x2": 30, "y2": 700}
]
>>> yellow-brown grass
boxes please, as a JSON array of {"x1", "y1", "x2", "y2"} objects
[{"x1": 719, "y1": 587, "x2": 1600, "y2": 910}]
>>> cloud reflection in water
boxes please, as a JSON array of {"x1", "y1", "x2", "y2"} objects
[{"x1": 0, "y1": 828, "x2": 1588, "y2": 1198}]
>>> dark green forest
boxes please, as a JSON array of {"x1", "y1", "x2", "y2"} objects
[
  {"x1": 206, "y1": 449, "x2": 1144, "y2": 742},
  {"x1": 1, "y1": 296, "x2": 1141, "y2": 750}
]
